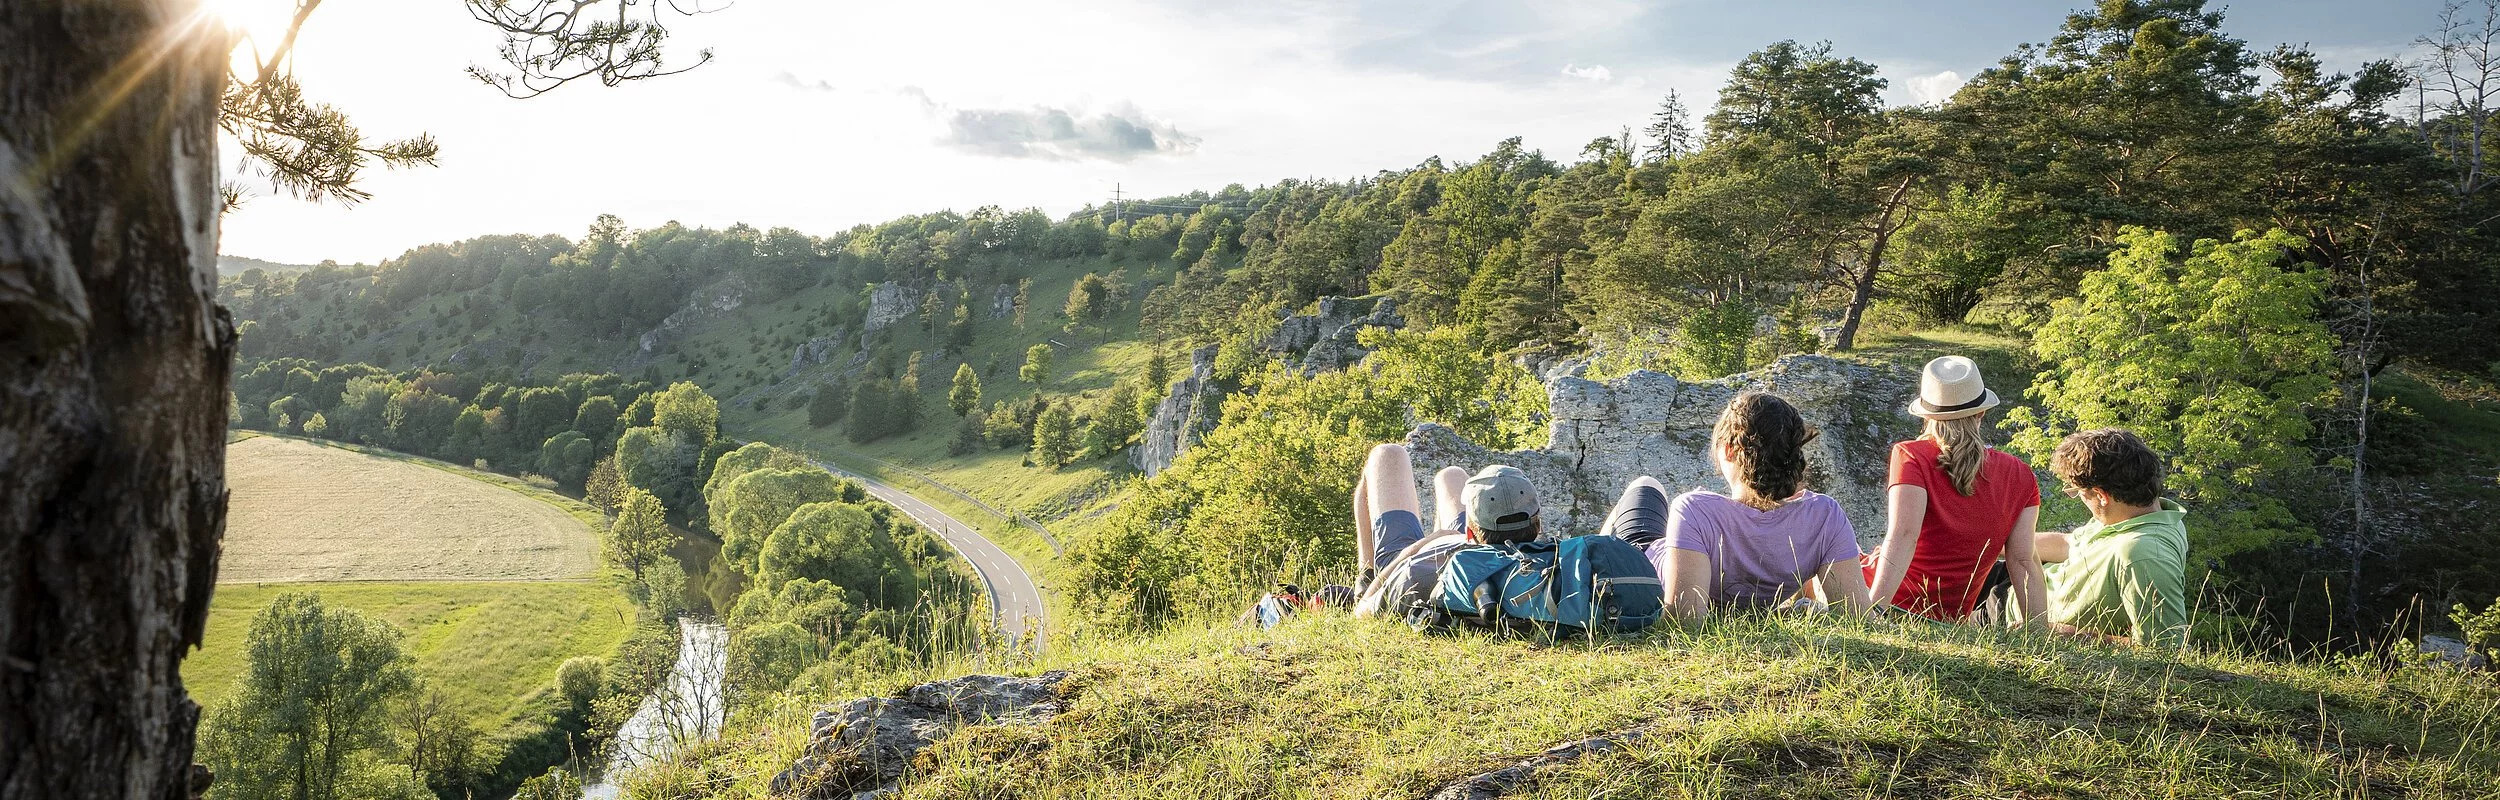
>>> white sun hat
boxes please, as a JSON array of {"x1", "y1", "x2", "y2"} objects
[{"x1": 1908, "y1": 355, "x2": 1999, "y2": 420}]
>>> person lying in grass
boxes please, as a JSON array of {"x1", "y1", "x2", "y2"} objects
[
  {"x1": 1241, "y1": 443, "x2": 1546, "y2": 627},
  {"x1": 1348, "y1": 443, "x2": 1543, "y2": 620},
  {"x1": 1617, "y1": 391, "x2": 1874, "y2": 621},
  {"x1": 2022, "y1": 428, "x2": 2191, "y2": 648}
]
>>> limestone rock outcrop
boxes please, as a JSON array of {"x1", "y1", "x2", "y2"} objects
[
  {"x1": 770, "y1": 671, "x2": 1072, "y2": 799},
  {"x1": 1129, "y1": 297, "x2": 1411, "y2": 474},
  {"x1": 862, "y1": 282, "x2": 919, "y2": 334},
  {"x1": 990, "y1": 283, "x2": 1016, "y2": 319},
  {"x1": 784, "y1": 330, "x2": 847, "y2": 376},
  {"x1": 628, "y1": 276, "x2": 751, "y2": 368},
  {"x1": 1132, "y1": 345, "x2": 1221, "y2": 477},
  {"x1": 1264, "y1": 296, "x2": 1403, "y2": 374},
  {"x1": 1405, "y1": 355, "x2": 1922, "y2": 545},
  {"x1": 2422, "y1": 635, "x2": 2492, "y2": 670}
]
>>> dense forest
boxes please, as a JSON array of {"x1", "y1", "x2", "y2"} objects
[{"x1": 224, "y1": 0, "x2": 2500, "y2": 653}]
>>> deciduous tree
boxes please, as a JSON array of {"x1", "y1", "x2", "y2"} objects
[
  {"x1": 197, "y1": 594, "x2": 422, "y2": 800},
  {"x1": 2008, "y1": 228, "x2": 2335, "y2": 561},
  {"x1": 607, "y1": 487, "x2": 678, "y2": 580}
]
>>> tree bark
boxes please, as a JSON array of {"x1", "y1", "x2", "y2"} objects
[
  {"x1": 2, "y1": 2, "x2": 232, "y2": 799},
  {"x1": 1833, "y1": 178, "x2": 1916, "y2": 351}
]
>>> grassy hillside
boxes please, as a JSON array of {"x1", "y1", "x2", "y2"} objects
[
  {"x1": 629, "y1": 613, "x2": 2500, "y2": 798},
  {"x1": 186, "y1": 581, "x2": 634, "y2": 730}
]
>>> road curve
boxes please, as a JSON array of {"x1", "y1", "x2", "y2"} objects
[{"x1": 814, "y1": 461, "x2": 1044, "y2": 646}]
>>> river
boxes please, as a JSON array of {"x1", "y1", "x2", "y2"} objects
[{"x1": 581, "y1": 618, "x2": 729, "y2": 799}]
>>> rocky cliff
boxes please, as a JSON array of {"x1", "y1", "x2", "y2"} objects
[
  {"x1": 783, "y1": 329, "x2": 848, "y2": 377},
  {"x1": 1132, "y1": 296, "x2": 1411, "y2": 476},
  {"x1": 1405, "y1": 355, "x2": 1923, "y2": 545},
  {"x1": 626, "y1": 275, "x2": 752, "y2": 369},
  {"x1": 1131, "y1": 345, "x2": 1221, "y2": 477},
  {"x1": 1263, "y1": 295, "x2": 1404, "y2": 374},
  {"x1": 989, "y1": 283, "x2": 1016, "y2": 319},
  {"x1": 862, "y1": 281, "x2": 919, "y2": 334}
]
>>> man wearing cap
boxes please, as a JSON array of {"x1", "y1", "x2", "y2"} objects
[{"x1": 1350, "y1": 443, "x2": 1543, "y2": 619}]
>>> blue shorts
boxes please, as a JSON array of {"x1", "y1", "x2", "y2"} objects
[{"x1": 1372, "y1": 509, "x2": 1427, "y2": 571}]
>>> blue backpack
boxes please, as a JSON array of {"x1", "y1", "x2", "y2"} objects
[{"x1": 1431, "y1": 535, "x2": 1666, "y2": 634}]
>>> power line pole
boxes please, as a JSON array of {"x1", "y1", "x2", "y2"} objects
[{"x1": 1112, "y1": 182, "x2": 1123, "y2": 224}]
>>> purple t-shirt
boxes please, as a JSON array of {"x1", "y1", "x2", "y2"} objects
[{"x1": 1648, "y1": 490, "x2": 1861, "y2": 609}]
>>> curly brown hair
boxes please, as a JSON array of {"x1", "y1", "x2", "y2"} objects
[
  {"x1": 1711, "y1": 391, "x2": 1819, "y2": 503},
  {"x1": 2051, "y1": 428, "x2": 2164, "y2": 507}
]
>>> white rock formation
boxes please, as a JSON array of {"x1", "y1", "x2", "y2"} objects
[
  {"x1": 862, "y1": 282, "x2": 919, "y2": 334},
  {"x1": 1263, "y1": 296, "x2": 1404, "y2": 374},
  {"x1": 1132, "y1": 345, "x2": 1222, "y2": 477},
  {"x1": 1404, "y1": 355, "x2": 1926, "y2": 545}
]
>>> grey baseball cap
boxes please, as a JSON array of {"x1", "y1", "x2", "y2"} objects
[{"x1": 1463, "y1": 464, "x2": 1540, "y2": 533}]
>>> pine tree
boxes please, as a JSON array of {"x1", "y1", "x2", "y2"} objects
[
  {"x1": 1083, "y1": 381, "x2": 1145, "y2": 457},
  {"x1": 947, "y1": 302, "x2": 974, "y2": 351},
  {"x1": 1065, "y1": 272, "x2": 1112, "y2": 327},
  {"x1": 1143, "y1": 348, "x2": 1171, "y2": 391},
  {"x1": 948, "y1": 363, "x2": 982, "y2": 417},
  {"x1": 897, "y1": 351, "x2": 925, "y2": 430},
  {"x1": 1641, "y1": 89, "x2": 1695, "y2": 161}
]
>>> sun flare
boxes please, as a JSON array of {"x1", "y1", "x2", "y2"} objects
[{"x1": 203, "y1": 0, "x2": 296, "y2": 49}]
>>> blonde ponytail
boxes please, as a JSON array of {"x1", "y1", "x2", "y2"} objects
[{"x1": 1926, "y1": 416, "x2": 1987, "y2": 496}]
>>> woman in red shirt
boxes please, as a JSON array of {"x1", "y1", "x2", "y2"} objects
[{"x1": 1864, "y1": 356, "x2": 2047, "y2": 624}]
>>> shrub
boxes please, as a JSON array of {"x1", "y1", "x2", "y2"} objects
[{"x1": 555, "y1": 656, "x2": 604, "y2": 717}]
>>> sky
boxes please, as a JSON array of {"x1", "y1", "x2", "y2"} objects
[{"x1": 215, "y1": 0, "x2": 2450, "y2": 265}]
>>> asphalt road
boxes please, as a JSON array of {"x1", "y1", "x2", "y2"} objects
[{"x1": 815, "y1": 461, "x2": 1045, "y2": 646}]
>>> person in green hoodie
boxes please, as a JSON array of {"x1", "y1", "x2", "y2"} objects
[{"x1": 2029, "y1": 428, "x2": 2191, "y2": 648}]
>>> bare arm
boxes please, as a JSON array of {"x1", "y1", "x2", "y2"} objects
[
  {"x1": 1867, "y1": 484, "x2": 1928, "y2": 608},
  {"x1": 2001, "y1": 505, "x2": 2047, "y2": 631},
  {"x1": 1663, "y1": 547, "x2": 1715, "y2": 622},
  {"x1": 2033, "y1": 531, "x2": 2070, "y2": 564},
  {"x1": 1817, "y1": 558, "x2": 1876, "y2": 616}
]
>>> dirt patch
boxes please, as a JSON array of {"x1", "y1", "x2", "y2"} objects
[{"x1": 220, "y1": 437, "x2": 597, "y2": 582}]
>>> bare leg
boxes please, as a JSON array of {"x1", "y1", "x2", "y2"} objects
[
  {"x1": 1431, "y1": 466, "x2": 1467, "y2": 532},
  {"x1": 1353, "y1": 469, "x2": 1374, "y2": 576},
  {"x1": 1359, "y1": 444, "x2": 1424, "y2": 573}
]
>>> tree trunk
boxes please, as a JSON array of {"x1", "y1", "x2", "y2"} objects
[
  {"x1": 1834, "y1": 179, "x2": 1916, "y2": 351},
  {"x1": 2, "y1": 3, "x2": 232, "y2": 799}
]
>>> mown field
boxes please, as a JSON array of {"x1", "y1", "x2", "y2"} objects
[
  {"x1": 221, "y1": 435, "x2": 599, "y2": 582},
  {"x1": 193, "y1": 435, "x2": 631, "y2": 730}
]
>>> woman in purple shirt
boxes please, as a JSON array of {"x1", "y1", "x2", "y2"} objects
[{"x1": 1601, "y1": 391, "x2": 1873, "y2": 620}]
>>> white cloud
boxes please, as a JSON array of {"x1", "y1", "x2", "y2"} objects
[
  {"x1": 1562, "y1": 63, "x2": 1614, "y2": 82},
  {"x1": 1906, "y1": 70, "x2": 1964, "y2": 105}
]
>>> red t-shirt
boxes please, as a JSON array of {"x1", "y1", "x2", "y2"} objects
[{"x1": 1876, "y1": 439, "x2": 2041, "y2": 620}]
